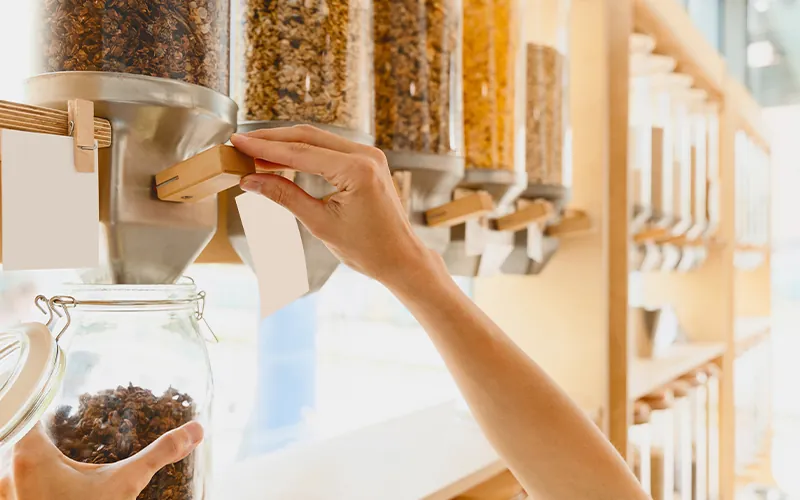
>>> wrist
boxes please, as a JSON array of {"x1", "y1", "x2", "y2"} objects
[{"x1": 379, "y1": 240, "x2": 449, "y2": 298}]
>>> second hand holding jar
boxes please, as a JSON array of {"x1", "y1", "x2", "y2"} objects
[{"x1": 0, "y1": 282, "x2": 215, "y2": 500}]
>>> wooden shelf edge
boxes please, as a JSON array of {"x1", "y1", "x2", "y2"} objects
[{"x1": 629, "y1": 342, "x2": 727, "y2": 400}]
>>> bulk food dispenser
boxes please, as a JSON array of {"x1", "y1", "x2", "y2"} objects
[
  {"x1": 0, "y1": 2, "x2": 239, "y2": 498},
  {"x1": 226, "y1": 0, "x2": 374, "y2": 289}
]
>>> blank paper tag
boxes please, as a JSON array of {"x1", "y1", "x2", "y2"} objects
[
  {"x1": 526, "y1": 224, "x2": 545, "y2": 262},
  {"x1": 478, "y1": 242, "x2": 513, "y2": 276},
  {"x1": 465, "y1": 218, "x2": 488, "y2": 256},
  {"x1": 235, "y1": 192, "x2": 309, "y2": 318},
  {"x1": 1, "y1": 130, "x2": 99, "y2": 271}
]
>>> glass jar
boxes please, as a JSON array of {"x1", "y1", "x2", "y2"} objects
[
  {"x1": 705, "y1": 364, "x2": 720, "y2": 500},
  {"x1": 373, "y1": 0, "x2": 463, "y2": 166},
  {"x1": 33, "y1": 0, "x2": 231, "y2": 94},
  {"x1": 735, "y1": 347, "x2": 756, "y2": 472},
  {"x1": 671, "y1": 381, "x2": 693, "y2": 500},
  {"x1": 630, "y1": 401, "x2": 652, "y2": 495},
  {"x1": 705, "y1": 101, "x2": 721, "y2": 238},
  {"x1": 648, "y1": 57, "x2": 678, "y2": 230},
  {"x1": 681, "y1": 371, "x2": 710, "y2": 500},
  {"x1": 641, "y1": 390, "x2": 675, "y2": 500},
  {"x1": 629, "y1": 34, "x2": 656, "y2": 232},
  {"x1": 667, "y1": 75, "x2": 696, "y2": 237},
  {"x1": 463, "y1": 0, "x2": 520, "y2": 171},
  {"x1": 0, "y1": 283, "x2": 214, "y2": 500},
  {"x1": 525, "y1": 0, "x2": 571, "y2": 190},
  {"x1": 232, "y1": 0, "x2": 374, "y2": 141},
  {"x1": 686, "y1": 89, "x2": 709, "y2": 241}
]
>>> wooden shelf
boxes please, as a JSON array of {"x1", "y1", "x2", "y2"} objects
[
  {"x1": 629, "y1": 342, "x2": 726, "y2": 400},
  {"x1": 735, "y1": 317, "x2": 771, "y2": 357}
]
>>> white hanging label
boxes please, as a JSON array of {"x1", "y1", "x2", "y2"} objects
[
  {"x1": 1, "y1": 130, "x2": 99, "y2": 271},
  {"x1": 526, "y1": 224, "x2": 545, "y2": 262},
  {"x1": 235, "y1": 191, "x2": 309, "y2": 318},
  {"x1": 477, "y1": 241, "x2": 513, "y2": 277},
  {"x1": 464, "y1": 218, "x2": 488, "y2": 256}
]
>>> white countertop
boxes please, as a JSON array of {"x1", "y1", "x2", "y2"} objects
[{"x1": 212, "y1": 401, "x2": 504, "y2": 500}]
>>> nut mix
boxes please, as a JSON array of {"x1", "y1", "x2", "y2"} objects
[
  {"x1": 38, "y1": 0, "x2": 231, "y2": 94},
  {"x1": 463, "y1": 0, "x2": 499, "y2": 170},
  {"x1": 526, "y1": 43, "x2": 565, "y2": 185},
  {"x1": 234, "y1": 0, "x2": 371, "y2": 132},
  {"x1": 48, "y1": 384, "x2": 198, "y2": 500},
  {"x1": 374, "y1": 0, "x2": 462, "y2": 156}
]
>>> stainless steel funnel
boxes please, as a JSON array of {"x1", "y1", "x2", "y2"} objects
[
  {"x1": 501, "y1": 229, "x2": 560, "y2": 275},
  {"x1": 228, "y1": 121, "x2": 352, "y2": 293},
  {"x1": 25, "y1": 72, "x2": 237, "y2": 284},
  {"x1": 226, "y1": 181, "x2": 340, "y2": 293}
]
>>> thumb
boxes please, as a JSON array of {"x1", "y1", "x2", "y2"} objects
[
  {"x1": 112, "y1": 421, "x2": 203, "y2": 491},
  {"x1": 240, "y1": 173, "x2": 327, "y2": 230}
]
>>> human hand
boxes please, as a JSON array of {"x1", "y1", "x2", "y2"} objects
[
  {"x1": 0, "y1": 421, "x2": 203, "y2": 500},
  {"x1": 230, "y1": 125, "x2": 442, "y2": 289}
]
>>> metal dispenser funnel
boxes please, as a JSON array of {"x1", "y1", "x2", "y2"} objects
[
  {"x1": 25, "y1": 72, "x2": 237, "y2": 284},
  {"x1": 226, "y1": 178, "x2": 341, "y2": 293}
]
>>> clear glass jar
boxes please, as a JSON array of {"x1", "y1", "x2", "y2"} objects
[
  {"x1": 373, "y1": 0, "x2": 463, "y2": 162},
  {"x1": 630, "y1": 401, "x2": 652, "y2": 495},
  {"x1": 648, "y1": 57, "x2": 678, "y2": 229},
  {"x1": 641, "y1": 390, "x2": 675, "y2": 500},
  {"x1": 33, "y1": 0, "x2": 231, "y2": 94},
  {"x1": 686, "y1": 89, "x2": 709, "y2": 241},
  {"x1": 629, "y1": 34, "x2": 656, "y2": 232},
  {"x1": 671, "y1": 381, "x2": 693, "y2": 500},
  {"x1": 463, "y1": 0, "x2": 520, "y2": 171},
  {"x1": 680, "y1": 371, "x2": 710, "y2": 500},
  {"x1": 705, "y1": 101, "x2": 721, "y2": 238},
  {"x1": 705, "y1": 364, "x2": 720, "y2": 500},
  {"x1": 525, "y1": 0, "x2": 571, "y2": 189},
  {"x1": 232, "y1": 0, "x2": 374, "y2": 140},
  {"x1": 735, "y1": 347, "x2": 756, "y2": 472},
  {"x1": 44, "y1": 284, "x2": 212, "y2": 500},
  {"x1": 667, "y1": 75, "x2": 696, "y2": 237}
]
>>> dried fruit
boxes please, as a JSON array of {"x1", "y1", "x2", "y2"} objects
[
  {"x1": 48, "y1": 384, "x2": 198, "y2": 500},
  {"x1": 373, "y1": 0, "x2": 462, "y2": 156},
  {"x1": 526, "y1": 43, "x2": 565, "y2": 185},
  {"x1": 37, "y1": 0, "x2": 230, "y2": 94},
  {"x1": 233, "y1": 0, "x2": 372, "y2": 133},
  {"x1": 463, "y1": 0, "x2": 517, "y2": 171}
]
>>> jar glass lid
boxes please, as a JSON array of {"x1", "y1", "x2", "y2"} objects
[{"x1": 0, "y1": 323, "x2": 65, "y2": 451}]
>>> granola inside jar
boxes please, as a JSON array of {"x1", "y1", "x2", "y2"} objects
[
  {"x1": 373, "y1": 0, "x2": 463, "y2": 161},
  {"x1": 232, "y1": 0, "x2": 373, "y2": 140},
  {"x1": 42, "y1": 283, "x2": 213, "y2": 500},
  {"x1": 34, "y1": 0, "x2": 231, "y2": 94}
]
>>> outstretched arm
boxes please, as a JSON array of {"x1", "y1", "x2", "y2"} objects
[{"x1": 232, "y1": 126, "x2": 647, "y2": 500}]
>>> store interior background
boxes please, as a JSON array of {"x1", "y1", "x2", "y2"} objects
[{"x1": 2, "y1": 0, "x2": 800, "y2": 496}]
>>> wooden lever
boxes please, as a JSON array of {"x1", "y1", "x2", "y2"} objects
[
  {"x1": 0, "y1": 100, "x2": 111, "y2": 148},
  {"x1": 155, "y1": 145, "x2": 255, "y2": 202},
  {"x1": 546, "y1": 209, "x2": 591, "y2": 236},
  {"x1": 494, "y1": 200, "x2": 554, "y2": 232},
  {"x1": 425, "y1": 191, "x2": 495, "y2": 228}
]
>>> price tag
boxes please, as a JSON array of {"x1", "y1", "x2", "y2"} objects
[
  {"x1": 1, "y1": 130, "x2": 99, "y2": 271},
  {"x1": 526, "y1": 223, "x2": 545, "y2": 262},
  {"x1": 464, "y1": 218, "x2": 488, "y2": 256},
  {"x1": 235, "y1": 192, "x2": 309, "y2": 318}
]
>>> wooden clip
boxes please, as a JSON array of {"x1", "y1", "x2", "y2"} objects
[
  {"x1": 425, "y1": 191, "x2": 495, "y2": 228},
  {"x1": 155, "y1": 145, "x2": 255, "y2": 202},
  {"x1": 67, "y1": 99, "x2": 96, "y2": 173},
  {"x1": 494, "y1": 199, "x2": 555, "y2": 232},
  {"x1": 546, "y1": 209, "x2": 591, "y2": 236}
]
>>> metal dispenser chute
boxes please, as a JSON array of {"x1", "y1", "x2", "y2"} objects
[{"x1": 25, "y1": 72, "x2": 237, "y2": 284}]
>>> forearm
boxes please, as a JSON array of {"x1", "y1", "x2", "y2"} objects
[{"x1": 385, "y1": 255, "x2": 647, "y2": 500}]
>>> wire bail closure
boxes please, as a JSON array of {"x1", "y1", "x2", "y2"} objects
[{"x1": 34, "y1": 289, "x2": 218, "y2": 344}]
